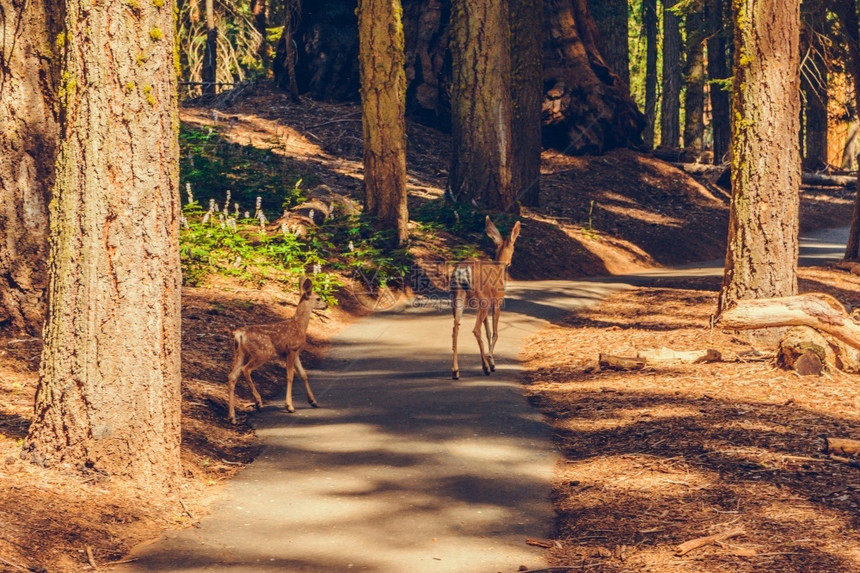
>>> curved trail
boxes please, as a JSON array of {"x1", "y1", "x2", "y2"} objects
[{"x1": 113, "y1": 227, "x2": 848, "y2": 573}]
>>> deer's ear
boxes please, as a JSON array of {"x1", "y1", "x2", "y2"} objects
[
  {"x1": 485, "y1": 216, "x2": 503, "y2": 246},
  {"x1": 300, "y1": 277, "x2": 313, "y2": 294},
  {"x1": 509, "y1": 221, "x2": 521, "y2": 244}
]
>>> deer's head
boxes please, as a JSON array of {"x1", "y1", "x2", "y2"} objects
[
  {"x1": 300, "y1": 277, "x2": 329, "y2": 311},
  {"x1": 485, "y1": 216, "x2": 521, "y2": 267}
]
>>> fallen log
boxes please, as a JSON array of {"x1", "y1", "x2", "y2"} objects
[
  {"x1": 834, "y1": 260, "x2": 860, "y2": 276},
  {"x1": 671, "y1": 163, "x2": 857, "y2": 187},
  {"x1": 636, "y1": 347, "x2": 722, "y2": 364},
  {"x1": 830, "y1": 455, "x2": 860, "y2": 469},
  {"x1": 826, "y1": 437, "x2": 860, "y2": 457},
  {"x1": 598, "y1": 353, "x2": 645, "y2": 371},
  {"x1": 777, "y1": 326, "x2": 834, "y2": 376},
  {"x1": 718, "y1": 294, "x2": 860, "y2": 352},
  {"x1": 675, "y1": 527, "x2": 745, "y2": 556}
]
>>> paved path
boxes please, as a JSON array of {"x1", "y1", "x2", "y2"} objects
[{"x1": 113, "y1": 227, "x2": 848, "y2": 573}]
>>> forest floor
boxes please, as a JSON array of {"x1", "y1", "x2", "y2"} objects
[{"x1": 0, "y1": 81, "x2": 857, "y2": 572}]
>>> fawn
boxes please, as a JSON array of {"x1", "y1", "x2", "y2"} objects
[
  {"x1": 226, "y1": 277, "x2": 328, "y2": 424},
  {"x1": 451, "y1": 217, "x2": 521, "y2": 379}
]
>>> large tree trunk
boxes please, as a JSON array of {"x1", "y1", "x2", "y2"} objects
[
  {"x1": 252, "y1": 0, "x2": 269, "y2": 71},
  {"x1": 0, "y1": 0, "x2": 59, "y2": 335},
  {"x1": 718, "y1": 0, "x2": 801, "y2": 335},
  {"x1": 541, "y1": 0, "x2": 645, "y2": 154},
  {"x1": 834, "y1": 0, "x2": 860, "y2": 260},
  {"x1": 659, "y1": 0, "x2": 682, "y2": 149},
  {"x1": 590, "y1": 0, "x2": 630, "y2": 88},
  {"x1": 801, "y1": 0, "x2": 828, "y2": 171},
  {"x1": 448, "y1": 0, "x2": 515, "y2": 210},
  {"x1": 683, "y1": 4, "x2": 706, "y2": 151},
  {"x1": 642, "y1": 0, "x2": 659, "y2": 148},
  {"x1": 25, "y1": 0, "x2": 182, "y2": 491},
  {"x1": 706, "y1": 0, "x2": 731, "y2": 163},
  {"x1": 359, "y1": 0, "x2": 409, "y2": 245},
  {"x1": 510, "y1": 0, "x2": 543, "y2": 206}
]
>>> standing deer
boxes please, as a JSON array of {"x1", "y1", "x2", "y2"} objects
[
  {"x1": 226, "y1": 277, "x2": 328, "y2": 424},
  {"x1": 451, "y1": 217, "x2": 521, "y2": 379}
]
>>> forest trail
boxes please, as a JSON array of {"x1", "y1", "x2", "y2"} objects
[{"x1": 111, "y1": 227, "x2": 849, "y2": 573}]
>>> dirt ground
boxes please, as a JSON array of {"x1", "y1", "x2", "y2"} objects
[{"x1": 0, "y1": 82, "x2": 857, "y2": 572}]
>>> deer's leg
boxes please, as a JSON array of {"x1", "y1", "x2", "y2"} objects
[
  {"x1": 226, "y1": 349, "x2": 246, "y2": 424},
  {"x1": 240, "y1": 355, "x2": 266, "y2": 412},
  {"x1": 285, "y1": 351, "x2": 297, "y2": 413},
  {"x1": 294, "y1": 354, "x2": 318, "y2": 408},
  {"x1": 488, "y1": 301, "x2": 501, "y2": 372},
  {"x1": 452, "y1": 291, "x2": 465, "y2": 380},
  {"x1": 472, "y1": 305, "x2": 491, "y2": 375}
]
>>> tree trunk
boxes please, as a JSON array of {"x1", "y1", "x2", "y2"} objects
[
  {"x1": 683, "y1": 3, "x2": 706, "y2": 150},
  {"x1": 203, "y1": 0, "x2": 217, "y2": 94},
  {"x1": 541, "y1": 0, "x2": 645, "y2": 154},
  {"x1": 834, "y1": 0, "x2": 860, "y2": 260},
  {"x1": 659, "y1": 0, "x2": 682, "y2": 149},
  {"x1": 510, "y1": 0, "x2": 543, "y2": 207},
  {"x1": 359, "y1": 0, "x2": 409, "y2": 245},
  {"x1": 718, "y1": 0, "x2": 800, "y2": 339},
  {"x1": 0, "y1": 0, "x2": 60, "y2": 335},
  {"x1": 448, "y1": 0, "x2": 515, "y2": 210},
  {"x1": 25, "y1": 0, "x2": 182, "y2": 491},
  {"x1": 591, "y1": 0, "x2": 630, "y2": 88},
  {"x1": 706, "y1": 0, "x2": 731, "y2": 163},
  {"x1": 643, "y1": 0, "x2": 658, "y2": 148},
  {"x1": 801, "y1": 0, "x2": 828, "y2": 171},
  {"x1": 277, "y1": 0, "x2": 302, "y2": 102},
  {"x1": 252, "y1": 0, "x2": 269, "y2": 70}
]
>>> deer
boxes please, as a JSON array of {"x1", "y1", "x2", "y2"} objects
[
  {"x1": 226, "y1": 277, "x2": 328, "y2": 424},
  {"x1": 451, "y1": 216, "x2": 521, "y2": 380}
]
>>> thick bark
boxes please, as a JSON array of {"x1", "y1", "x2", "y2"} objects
[
  {"x1": 448, "y1": 0, "x2": 515, "y2": 210},
  {"x1": 718, "y1": 0, "x2": 801, "y2": 330},
  {"x1": 834, "y1": 0, "x2": 860, "y2": 260},
  {"x1": 203, "y1": 0, "x2": 217, "y2": 95},
  {"x1": 801, "y1": 0, "x2": 828, "y2": 171},
  {"x1": 358, "y1": 0, "x2": 409, "y2": 245},
  {"x1": 683, "y1": 4, "x2": 706, "y2": 150},
  {"x1": 0, "y1": 0, "x2": 59, "y2": 334},
  {"x1": 541, "y1": 0, "x2": 645, "y2": 154},
  {"x1": 643, "y1": 0, "x2": 658, "y2": 148},
  {"x1": 590, "y1": 0, "x2": 630, "y2": 87},
  {"x1": 659, "y1": 0, "x2": 682, "y2": 149},
  {"x1": 510, "y1": 0, "x2": 543, "y2": 206},
  {"x1": 25, "y1": 0, "x2": 182, "y2": 491},
  {"x1": 706, "y1": 0, "x2": 731, "y2": 163},
  {"x1": 251, "y1": 0, "x2": 269, "y2": 70}
]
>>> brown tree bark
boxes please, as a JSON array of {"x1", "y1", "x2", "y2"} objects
[
  {"x1": 834, "y1": 0, "x2": 860, "y2": 260},
  {"x1": 542, "y1": 0, "x2": 645, "y2": 154},
  {"x1": 358, "y1": 0, "x2": 409, "y2": 245},
  {"x1": 252, "y1": 0, "x2": 269, "y2": 70},
  {"x1": 448, "y1": 0, "x2": 515, "y2": 210},
  {"x1": 0, "y1": 0, "x2": 59, "y2": 335},
  {"x1": 706, "y1": 0, "x2": 731, "y2": 163},
  {"x1": 683, "y1": 3, "x2": 706, "y2": 150},
  {"x1": 718, "y1": 0, "x2": 801, "y2": 335},
  {"x1": 25, "y1": 0, "x2": 182, "y2": 491},
  {"x1": 660, "y1": 0, "x2": 682, "y2": 149},
  {"x1": 591, "y1": 0, "x2": 630, "y2": 88},
  {"x1": 510, "y1": 0, "x2": 543, "y2": 206},
  {"x1": 643, "y1": 0, "x2": 658, "y2": 148}
]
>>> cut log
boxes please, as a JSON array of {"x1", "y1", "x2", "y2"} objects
[
  {"x1": 826, "y1": 437, "x2": 860, "y2": 457},
  {"x1": 598, "y1": 353, "x2": 645, "y2": 371},
  {"x1": 636, "y1": 347, "x2": 722, "y2": 364},
  {"x1": 777, "y1": 326, "x2": 834, "y2": 376},
  {"x1": 674, "y1": 527, "x2": 745, "y2": 556},
  {"x1": 718, "y1": 294, "x2": 860, "y2": 352}
]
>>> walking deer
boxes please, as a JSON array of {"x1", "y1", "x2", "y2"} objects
[
  {"x1": 227, "y1": 277, "x2": 328, "y2": 424},
  {"x1": 451, "y1": 217, "x2": 521, "y2": 379}
]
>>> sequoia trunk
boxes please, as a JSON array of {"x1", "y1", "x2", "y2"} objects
[
  {"x1": 718, "y1": 0, "x2": 800, "y2": 328},
  {"x1": 26, "y1": 0, "x2": 182, "y2": 491},
  {"x1": 510, "y1": 0, "x2": 543, "y2": 206},
  {"x1": 591, "y1": 0, "x2": 630, "y2": 87},
  {"x1": 659, "y1": 0, "x2": 682, "y2": 149},
  {"x1": 358, "y1": 0, "x2": 409, "y2": 244},
  {"x1": 0, "y1": 0, "x2": 59, "y2": 334}
]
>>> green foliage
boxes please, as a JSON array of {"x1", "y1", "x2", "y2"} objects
[{"x1": 412, "y1": 197, "x2": 519, "y2": 255}]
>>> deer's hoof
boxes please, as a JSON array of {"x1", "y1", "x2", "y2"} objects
[
  {"x1": 285, "y1": 406, "x2": 296, "y2": 414},
  {"x1": 254, "y1": 403, "x2": 262, "y2": 412},
  {"x1": 482, "y1": 365, "x2": 491, "y2": 376},
  {"x1": 489, "y1": 363, "x2": 496, "y2": 372},
  {"x1": 452, "y1": 370, "x2": 459, "y2": 380},
  {"x1": 309, "y1": 400, "x2": 319, "y2": 408}
]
